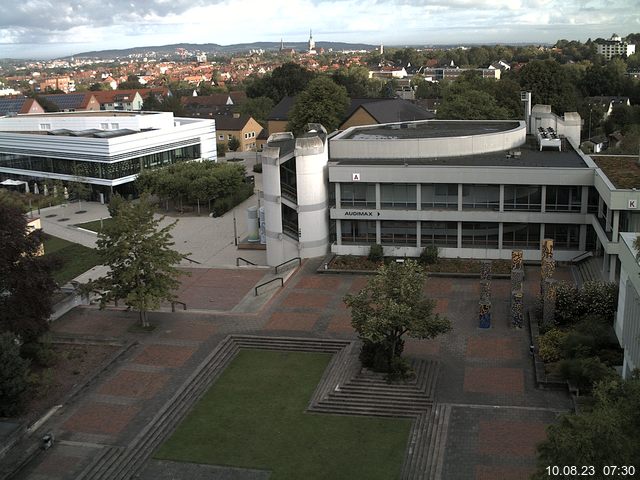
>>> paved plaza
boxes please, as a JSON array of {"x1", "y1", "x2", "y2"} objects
[{"x1": 8, "y1": 252, "x2": 574, "y2": 480}]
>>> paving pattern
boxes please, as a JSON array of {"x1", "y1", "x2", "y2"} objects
[{"x1": 12, "y1": 259, "x2": 574, "y2": 480}]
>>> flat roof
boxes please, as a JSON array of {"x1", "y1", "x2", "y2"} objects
[
  {"x1": 5, "y1": 111, "x2": 159, "y2": 118},
  {"x1": 342, "y1": 120, "x2": 521, "y2": 140},
  {"x1": 330, "y1": 136, "x2": 589, "y2": 168},
  {"x1": 592, "y1": 155, "x2": 640, "y2": 189}
]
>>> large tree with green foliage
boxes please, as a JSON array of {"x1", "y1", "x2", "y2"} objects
[
  {"x1": 246, "y1": 62, "x2": 315, "y2": 103},
  {"x1": 332, "y1": 66, "x2": 381, "y2": 98},
  {"x1": 0, "y1": 202, "x2": 57, "y2": 343},
  {"x1": 343, "y1": 259, "x2": 451, "y2": 374},
  {"x1": 533, "y1": 376, "x2": 640, "y2": 478},
  {"x1": 287, "y1": 77, "x2": 349, "y2": 134},
  {"x1": 518, "y1": 59, "x2": 579, "y2": 113},
  {"x1": 85, "y1": 196, "x2": 185, "y2": 327},
  {"x1": 437, "y1": 73, "x2": 513, "y2": 120},
  {"x1": 0, "y1": 331, "x2": 31, "y2": 417},
  {"x1": 239, "y1": 96, "x2": 274, "y2": 127}
]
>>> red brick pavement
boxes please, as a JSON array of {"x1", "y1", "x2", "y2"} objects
[
  {"x1": 434, "y1": 298, "x2": 449, "y2": 315},
  {"x1": 51, "y1": 309, "x2": 134, "y2": 337},
  {"x1": 133, "y1": 344, "x2": 196, "y2": 368},
  {"x1": 477, "y1": 420, "x2": 548, "y2": 457},
  {"x1": 348, "y1": 276, "x2": 369, "y2": 293},
  {"x1": 265, "y1": 311, "x2": 320, "y2": 331},
  {"x1": 424, "y1": 277, "x2": 453, "y2": 296},
  {"x1": 281, "y1": 292, "x2": 333, "y2": 309},
  {"x1": 63, "y1": 402, "x2": 140, "y2": 436},
  {"x1": 404, "y1": 338, "x2": 442, "y2": 357},
  {"x1": 32, "y1": 454, "x2": 81, "y2": 477},
  {"x1": 173, "y1": 268, "x2": 266, "y2": 311},
  {"x1": 463, "y1": 367, "x2": 525, "y2": 394},
  {"x1": 157, "y1": 318, "x2": 217, "y2": 341},
  {"x1": 327, "y1": 313, "x2": 354, "y2": 333},
  {"x1": 97, "y1": 369, "x2": 170, "y2": 399},
  {"x1": 466, "y1": 337, "x2": 522, "y2": 360},
  {"x1": 475, "y1": 465, "x2": 537, "y2": 480},
  {"x1": 296, "y1": 276, "x2": 343, "y2": 290}
]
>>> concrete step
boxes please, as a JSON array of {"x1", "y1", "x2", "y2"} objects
[{"x1": 311, "y1": 403, "x2": 420, "y2": 418}]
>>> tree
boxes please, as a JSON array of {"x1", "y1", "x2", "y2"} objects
[
  {"x1": 118, "y1": 74, "x2": 143, "y2": 90},
  {"x1": 85, "y1": 196, "x2": 186, "y2": 327},
  {"x1": 287, "y1": 77, "x2": 349, "y2": 134},
  {"x1": 437, "y1": 74, "x2": 512, "y2": 120},
  {"x1": 343, "y1": 260, "x2": 452, "y2": 374},
  {"x1": 245, "y1": 62, "x2": 315, "y2": 103},
  {"x1": 69, "y1": 179, "x2": 91, "y2": 209},
  {"x1": 533, "y1": 376, "x2": 640, "y2": 478},
  {"x1": 227, "y1": 136, "x2": 241, "y2": 152},
  {"x1": 239, "y1": 96, "x2": 274, "y2": 127},
  {"x1": 332, "y1": 66, "x2": 380, "y2": 98},
  {"x1": 518, "y1": 59, "x2": 579, "y2": 113},
  {"x1": 0, "y1": 332, "x2": 31, "y2": 417},
  {"x1": 0, "y1": 202, "x2": 57, "y2": 343}
]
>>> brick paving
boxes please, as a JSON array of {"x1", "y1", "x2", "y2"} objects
[{"x1": 20, "y1": 260, "x2": 576, "y2": 480}]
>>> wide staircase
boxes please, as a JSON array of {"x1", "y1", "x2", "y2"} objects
[{"x1": 575, "y1": 255, "x2": 603, "y2": 285}]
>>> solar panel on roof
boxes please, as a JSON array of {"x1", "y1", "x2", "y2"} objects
[
  {"x1": 0, "y1": 98, "x2": 26, "y2": 115},
  {"x1": 40, "y1": 93, "x2": 85, "y2": 110}
]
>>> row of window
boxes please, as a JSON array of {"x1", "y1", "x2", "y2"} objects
[
  {"x1": 338, "y1": 183, "x2": 599, "y2": 213},
  {"x1": 340, "y1": 220, "x2": 588, "y2": 250},
  {"x1": 0, "y1": 145, "x2": 201, "y2": 180}
]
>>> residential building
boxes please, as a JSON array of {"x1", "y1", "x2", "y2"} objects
[
  {"x1": 36, "y1": 93, "x2": 101, "y2": 112},
  {"x1": 595, "y1": 34, "x2": 636, "y2": 60},
  {"x1": 38, "y1": 76, "x2": 74, "y2": 93},
  {"x1": 91, "y1": 90, "x2": 144, "y2": 111},
  {"x1": 0, "y1": 97, "x2": 45, "y2": 116},
  {"x1": 214, "y1": 113, "x2": 262, "y2": 152},
  {"x1": 0, "y1": 111, "x2": 216, "y2": 200},
  {"x1": 586, "y1": 96, "x2": 631, "y2": 119},
  {"x1": 182, "y1": 92, "x2": 247, "y2": 118}
]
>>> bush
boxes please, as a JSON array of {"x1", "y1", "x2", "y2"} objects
[
  {"x1": 555, "y1": 281, "x2": 618, "y2": 326},
  {"x1": 419, "y1": 245, "x2": 439, "y2": 265},
  {"x1": 368, "y1": 244, "x2": 384, "y2": 263},
  {"x1": 538, "y1": 328, "x2": 568, "y2": 363},
  {"x1": 252, "y1": 163, "x2": 263, "y2": 173},
  {"x1": 558, "y1": 357, "x2": 615, "y2": 393},
  {"x1": 211, "y1": 183, "x2": 254, "y2": 217},
  {"x1": 359, "y1": 339, "x2": 405, "y2": 374},
  {"x1": 555, "y1": 282, "x2": 579, "y2": 325},
  {"x1": 20, "y1": 335, "x2": 58, "y2": 367}
]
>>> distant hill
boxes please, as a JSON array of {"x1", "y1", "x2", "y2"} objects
[{"x1": 69, "y1": 41, "x2": 378, "y2": 59}]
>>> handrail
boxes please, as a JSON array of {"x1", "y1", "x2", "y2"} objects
[
  {"x1": 255, "y1": 277, "x2": 283, "y2": 296},
  {"x1": 183, "y1": 256, "x2": 202, "y2": 265},
  {"x1": 570, "y1": 251, "x2": 593, "y2": 264},
  {"x1": 274, "y1": 256, "x2": 301, "y2": 274},
  {"x1": 171, "y1": 301, "x2": 187, "y2": 312},
  {"x1": 236, "y1": 257, "x2": 257, "y2": 266}
]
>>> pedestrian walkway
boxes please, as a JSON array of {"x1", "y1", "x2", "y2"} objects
[{"x1": 11, "y1": 258, "x2": 574, "y2": 480}]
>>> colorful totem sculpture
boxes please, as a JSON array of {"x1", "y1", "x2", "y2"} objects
[
  {"x1": 510, "y1": 250, "x2": 524, "y2": 328},
  {"x1": 479, "y1": 260, "x2": 492, "y2": 328},
  {"x1": 540, "y1": 239, "x2": 556, "y2": 327}
]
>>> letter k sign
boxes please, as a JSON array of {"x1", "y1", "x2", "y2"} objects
[{"x1": 629, "y1": 199, "x2": 637, "y2": 209}]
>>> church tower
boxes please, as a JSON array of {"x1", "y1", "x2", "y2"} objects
[{"x1": 308, "y1": 29, "x2": 316, "y2": 54}]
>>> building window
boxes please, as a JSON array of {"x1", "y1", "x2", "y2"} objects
[
  {"x1": 461, "y1": 222, "x2": 499, "y2": 248},
  {"x1": 218, "y1": 134, "x2": 224, "y2": 140},
  {"x1": 341, "y1": 220, "x2": 376, "y2": 244},
  {"x1": 244, "y1": 133, "x2": 249, "y2": 139},
  {"x1": 110, "y1": 123, "x2": 119, "y2": 129},
  {"x1": 228, "y1": 134, "x2": 233, "y2": 140},
  {"x1": 420, "y1": 221, "x2": 457, "y2": 247},
  {"x1": 588, "y1": 186, "x2": 599, "y2": 214},
  {"x1": 421, "y1": 184, "x2": 457, "y2": 209},
  {"x1": 504, "y1": 185, "x2": 541, "y2": 211},
  {"x1": 503, "y1": 223, "x2": 540, "y2": 248},
  {"x1": 39, "y1": 123, "x2": 51, "y2": 130},
  {"x1": 282, "y1": 204, "x2": 298, "y2": 240},
  {"x1": 545, "y1": 186, "x2": 581, "y2": 212},
  {"x1": 381, "y1": 221, "x2": 417, "y2": 246},
  {"x1": 545, "y1": 223, "x2": 579, "y2": 249},
  {"x1": 381, "y1": 184, "x2": 417, "y2": 209},
  {"x1": 279, "y1": 158, "x2": 297, "y2": 202},
  {"x1": 462, "y1": 185, "x2": 500, "y2": 210},
  {"x1": 340, "y1": 183, "x2": 376, "y2": 208},
  {"x1": 101, "y1": 123, "x2": 109, "y2": 130}
]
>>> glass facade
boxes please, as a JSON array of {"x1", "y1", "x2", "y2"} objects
[
  {"x1": 381, "y1": 221, "x2": 416, "y2": 245},
  {"x1": 381, "y1": 184, "x2": 417, "y2": 209},
  {"x1": 341, "y1": 183, "x2": 376, "y2": 208},
  {"x1": 545, "y1": 186, "x2": 582, "y2": 212},
  {"x1": 341, "y1": 220, "x2": 376, "y2": 244},
  {"x1": 503, "y1": 185, "x2": 541, "y2": 211},
  {"x1": 420, "y1": 221, "x2": 458, "y2": 247},
  {"x1": 279, "y1": 158, "x2": 297, "y2": 202},
  {"x1": 0, "y1": 145, "x2": 200, "y2": 180},
  {"x1": 282, "y1": 204, "x2": 298, "y2": 239},
  {"x1": 503, "y1": 223, "x2": 541, "y2": 248},
  {"x1": 461, "y1": 222, "x2": 500, "y2": 248},
  {"x1": 545, "y1": 223, "x2": 580, "y2": 249},
  {"x1": 462, "y1": 185, "x2": 500, "y2": 210},
  {"x1": 421, "y1": 184, "x2": 458, "y2": 209}
]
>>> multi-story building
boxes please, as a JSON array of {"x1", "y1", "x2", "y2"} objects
[
  {"x1": 214, "y1": 114, "x2": 263, "y2": 152},
  {"x1": 36, "y1": 93, "x2": 101, "y2": 112},
  {"x1": 595, "y1": 34, "x2": 636, "y2": 60},
  {"x1": 0, "y1": 111, "x2": 216, "y2": 199}
]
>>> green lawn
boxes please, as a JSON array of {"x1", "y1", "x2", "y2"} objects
[
  {"x1": 43, "y1": 235, "x2": 101, "y2": 285},
  {"x1": 74, "y1": 217, "x2": 113, "y2": 233},
  {"x1": 155, "y1": 350, "x2": 411, "y2": 480}
]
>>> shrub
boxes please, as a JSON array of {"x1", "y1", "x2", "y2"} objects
[
  {"x1": 538, "y1": 328, "x2": 568, "y2": 363},
  {"x1": 252, "y1": 163, "x2": 263, "y2": 173},
  {"x1": 0, "y1": 332, "x2": 31, "y2": 417},
  {"x1": 555, "y1": 281, "x2": 618, "y2": 326},
  {"x1": 211, "y1": 183, "x2": 254, "y2": 217},
  {"x1": 20, "y1": 335, "x2": 58, "y2": 367},
  {"x1": 359, "y1": 339, "x2": 405, "y2": 374},
  {"x1": 419, "y1": 245, "x2": 439, "y2": 265},
  {"x1": 558, "y1": 357, "x2": 615, "y2": 393},
  {"x1": 555, "y1": 282, "x2": 579, "y2": 326},
  {"x1": 368, "y1": 244, "x2": 383, "y2": 263}
]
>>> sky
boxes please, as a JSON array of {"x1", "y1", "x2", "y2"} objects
[{"x1": 0, "y1": 0, "x2": 638, "y2": 59}]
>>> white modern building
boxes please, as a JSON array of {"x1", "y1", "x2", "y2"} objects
[
  {"x1": 614, "y1": 233, "x2": 640, "y2": 378},
  {"x1": 0, "y1": 111, "x2": 216, "y2": 199},
  {"x1": 596, "y1": 34, "x2": 636, "y2": 60}
]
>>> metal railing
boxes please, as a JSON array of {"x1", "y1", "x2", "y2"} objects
[
  {"x1": 254, "y1": 277, "x2": 283, "y2": 296},
  {"x1": 570, "y1": 251, "x2": 594, "y2": 264},
  {"x1": 183, "y1": 256, "x2": 202, "y2": 265},
  {"x1": 274, "y1": 257, "x2": 301, "y2": 274},
  {"x1": 171, "y1": 301, "x2": 187, "y2": 312},
  {"x1": 236, "y1": 257, "x2": 257, "y2": 266}
]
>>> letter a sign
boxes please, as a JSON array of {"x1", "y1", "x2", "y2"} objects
[{"x1": 352, "y1": 173, "x2": 361, "y2": 181}]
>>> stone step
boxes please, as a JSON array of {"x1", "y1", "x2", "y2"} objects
[
  {"x1": 327, "y1": 392, "x2": 430, "y2": 407},
  {"x1": 75, "y1": 446, "x2": 123, "y2": 480},
  {"x1": 401, "y1": 412, "x2": 431, "y2": 480},
  {"x1": 311, "y1": 403, "x2": 420, "y2": 418},
  {"x1": 335, "y1": 386, "x2": 429, "y2": 399}
]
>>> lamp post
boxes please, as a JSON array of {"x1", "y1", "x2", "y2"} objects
[{"x1": 588, "y1": 108, "x2": 592, "y2": 141}]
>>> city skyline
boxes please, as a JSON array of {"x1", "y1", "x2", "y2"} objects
[{"x1": 0, "y1": 0, "x2": 639, "y2": 59}]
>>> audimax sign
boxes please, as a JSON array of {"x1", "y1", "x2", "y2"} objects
[{"x1": 344, "y1": 211, "x2": 381, "y2": 217}]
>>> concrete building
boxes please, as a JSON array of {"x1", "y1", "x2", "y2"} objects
[
  {"x1": 595, "y1": 34, "x2": 636, "y2": 60},
  {"x1": 614, "y1": 233, "x2": 640, "y2": 378},
  {"x1": 0, "y1": 111, "x2": 216, "y2": 200}
]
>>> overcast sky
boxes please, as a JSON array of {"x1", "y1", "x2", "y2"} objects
[{"x1": 0, "y1": 0, "x2": 638, "y2": 59}]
